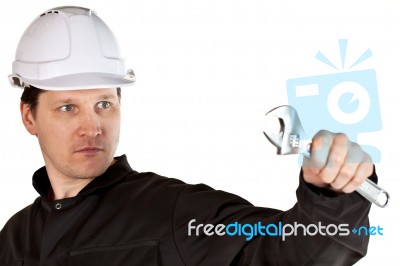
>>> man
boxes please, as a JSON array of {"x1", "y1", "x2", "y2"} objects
[{"x1": 1, "y1": 6, "x2": 376, "y2": 265}]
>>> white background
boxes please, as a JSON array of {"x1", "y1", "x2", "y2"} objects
[{"x1": 0, "y1": 0, "x2": 398, "y2": 265}]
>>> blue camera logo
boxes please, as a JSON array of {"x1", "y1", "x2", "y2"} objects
[{"x1": 286, "y1": 40, "x2": 382, "y2": 162}]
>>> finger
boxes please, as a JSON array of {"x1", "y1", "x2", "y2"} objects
[
  {"x1": 318, "y1": 133, "x2": 348, "y2": 184},
  {"x1": 307, "y1": 130, "x2": 333, "y2": 173},
  {"x1": 332, "y1": 143, "x2": 371, "y2": 190},
  {"x1": 331, "y1": 142, "x2": 367, "y2": 190},
  {"x1": 330, "y1": 162, "x2": 358, "y2": 190},
  {"x1": 302, "y1": 167, "x2": 328, "y2": 188},
  {"x1": 341, "y1": 161, "x2": 373, "y2": 193}
]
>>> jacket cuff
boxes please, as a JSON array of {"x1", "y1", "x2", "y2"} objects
[
  {"x1": 296, "y1": 166, "x2": 376, "y2": 224},
  {"x1": 299, "y1": 165, "x2": 378, "y2": 198}
]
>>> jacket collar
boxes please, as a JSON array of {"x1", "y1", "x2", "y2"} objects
[{"x1": 32, "y1": 154, "x2": 135, "y2": 199}]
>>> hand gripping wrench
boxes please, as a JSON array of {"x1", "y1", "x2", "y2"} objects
[{"x1": 263, "y1": 105, "x2": 389, "y2": 208}]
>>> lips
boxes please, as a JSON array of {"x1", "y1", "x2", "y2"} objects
[{"x1": 76, "y1": 146, "x2": 104, "y2": 153}]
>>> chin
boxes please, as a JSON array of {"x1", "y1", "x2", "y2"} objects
[
  {"x1": 74, "y1": 166, "x2": 109, "y2": 180},
  {"x1": 74, "y1": 156, "x2": 112, "y2": 178}
]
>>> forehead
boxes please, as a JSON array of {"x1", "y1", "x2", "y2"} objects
[{"x1": 40, "y1": 88, "x2": 119, "y2": 102}]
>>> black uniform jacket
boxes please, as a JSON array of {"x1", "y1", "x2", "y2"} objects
[{"x1": 0, "y1": 155, "x2": 374, "y2": 265}]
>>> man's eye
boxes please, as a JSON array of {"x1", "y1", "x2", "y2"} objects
[
  {"x1": 59, "y1": 105, "x2": 74, "y2": 112},
  {"x1": 97, "y1": 101, "x2": 111, "y2": 109}
]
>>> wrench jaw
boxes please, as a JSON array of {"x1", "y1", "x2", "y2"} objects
[
  {"x1": 263, "y1": 130, "x2": 283, "y2": 155},
  {"x1": 264, "y1": 105, "x2": 310, "y2": 156}
]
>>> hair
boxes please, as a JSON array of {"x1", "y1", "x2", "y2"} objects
[{"x1": 20, "y1": 86, "x2": 122, "y2": 117}]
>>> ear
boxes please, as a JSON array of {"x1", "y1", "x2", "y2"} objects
[{"x1": 20, "y1": 102, "x2": 37, "y2": 135}]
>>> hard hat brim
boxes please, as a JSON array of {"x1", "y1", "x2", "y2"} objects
[{"x1": 9, "y1": 72, "x2": 135, "y2": 90}]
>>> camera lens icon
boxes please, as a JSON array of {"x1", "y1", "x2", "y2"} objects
[
  {"x1": 327, "y1": 81, "x2": 371, "y2": 125},
  {"x1": 286, "y1": 69, "x2": 382, "y2": 162},
  {"x1": 286, "y1": 69, "x2": 382, "y2": 140}
]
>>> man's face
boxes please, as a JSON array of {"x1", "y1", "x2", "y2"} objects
[{"x1": 21, "y1": 88, "x2": 121, "y2": 181}]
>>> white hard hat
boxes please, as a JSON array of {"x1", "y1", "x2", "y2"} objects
[{"x1": 9, "y1": 6, "x2": 135, "y2": 90}]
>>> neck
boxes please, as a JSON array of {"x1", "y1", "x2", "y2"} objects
[
  {"x1": 43, "y1": 158, "x2": 116, "y2": 200},
  {"x1": 47, "y1": 176, "x2": 95, "y2": 200}
]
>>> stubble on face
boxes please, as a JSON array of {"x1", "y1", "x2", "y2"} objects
[{"x1": 33, "y1": 88, "x2": 121, "y2": 183}]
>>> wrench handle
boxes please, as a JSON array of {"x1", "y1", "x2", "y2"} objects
[{"x1": 356, "y1": 178, "x2": 390, "y2": 208}]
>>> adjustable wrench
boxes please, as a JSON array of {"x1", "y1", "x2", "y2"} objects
[{"x1": 263, "y1": 105, "x2": 389, "y2": 208}]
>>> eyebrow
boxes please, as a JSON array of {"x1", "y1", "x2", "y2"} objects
[
  {"x1": 98, "y1": 94, "x2": 118, "y2": 101},
  {"x1": 57, "y1": 94, "x2": 118, "y2": 104}
]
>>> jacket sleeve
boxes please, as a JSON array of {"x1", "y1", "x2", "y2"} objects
[{"x1": 172, "y1": 169, "x2": 375, "y2": 266}]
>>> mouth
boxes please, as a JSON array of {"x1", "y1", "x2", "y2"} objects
[{"x1": 76, "y1": 147, "x2": 104, "y2": 154}]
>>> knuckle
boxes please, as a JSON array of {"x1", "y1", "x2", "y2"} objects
[
  {"x1": 335, "y1": 132, "x2": 348, "y2": 140},
  {"x1": 302, "y1": 172, "x2": 314, "y2": 183},
  {"x1": 316, "y1": 129, "x2": 329, "y2": 137},
  {"x1": 313, "y1": 158, "x2": 326, "y2": 169},
  {"x1": 339, "y1": 168, "x2": 353, "y2": 179},
  {"x1": 349, "y1": 142, "x2": 363, "y2": 156},
  {"x1": 311, "y1": 135, "x2": 323, "y2": 149},
  {"x1": 350, "y1": 141, "x2": 361, "y2": 150},
  {"x1": 363, "y1": 153, "x2": 373, "y2": 164},
  {"x1": 342, "y1": 186, "x2": 354, "y2": 194},
  {"x1": 359, "y1": 164, "x2": 373, "y2": 179},
  {"x1": 352, "y1": 175, "x2": 365, "y2": 186},
  {"x1": 330, "y1": 153, "x2": 344, "y2": 166},
  {"x1": 320, "y1": 173, "x2": 334, "y2": 184},
  {"x1": 313, "y1": 130, "x2": 331, "y2": 145},
  {"x1": 330, "y1": 181, "x2": 342, "y2": 190}
]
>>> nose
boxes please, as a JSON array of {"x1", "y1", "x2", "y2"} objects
[{"x1": 78, "y1": 109, "x2": 102, "y2": 137}]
